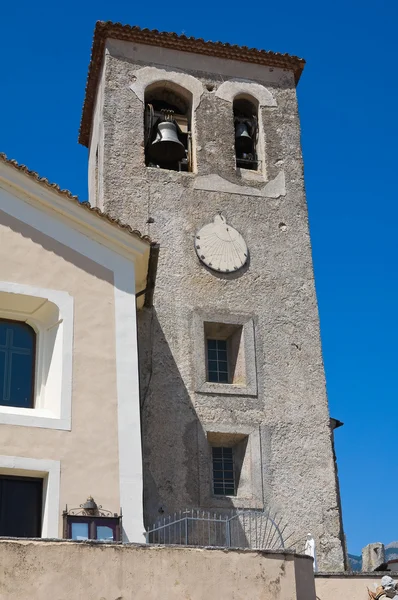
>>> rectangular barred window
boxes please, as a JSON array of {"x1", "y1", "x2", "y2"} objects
[
  {"x1": 212, "y1": 447, "x2": 235, "y2": 496},
  {"x1": 207, "y1": 339, "x2": 228, "y2": 383}
]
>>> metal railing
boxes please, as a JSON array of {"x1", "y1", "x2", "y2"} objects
[{"x1": 146, "y1": 508, "x2": 291, "y2": 550}]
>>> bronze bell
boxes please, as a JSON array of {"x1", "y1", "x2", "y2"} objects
[
  {"x1": 235, "y1": 121, "x2": 253, "y2": 154},
  {"x1": 149, "y1": 121, "x2": 186, "y2": 164},
  {"x1": 82, "y1": 496, "x2": 98, "y2": 515}
]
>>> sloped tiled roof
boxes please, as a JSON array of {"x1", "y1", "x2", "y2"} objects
[
  {"x1": 0, "y1": 153, "x2": 151, "y2": 244},
  {"x1": 79, "y1": 21, "x2": 306, "y2": 147}
]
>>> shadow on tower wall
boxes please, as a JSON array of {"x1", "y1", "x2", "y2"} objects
[{"x1": 137, "y1": 307, "x2": 237, "y2": 534}]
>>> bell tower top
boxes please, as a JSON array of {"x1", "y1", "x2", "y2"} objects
[{"x1": 79, "y1": 20, "x2": 305, "y2": 147}]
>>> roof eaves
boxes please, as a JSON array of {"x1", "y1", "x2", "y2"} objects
[{"x1": 0, "y1": 152, "x2": 151, "y2": 245}]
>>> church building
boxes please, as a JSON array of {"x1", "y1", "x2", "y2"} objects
[
  {"x1": 0, "y1": 153, "x2": 151, "y2": 542},
  {"x1": 0, "y1": 21, "x2": 346, "y2": 572}
]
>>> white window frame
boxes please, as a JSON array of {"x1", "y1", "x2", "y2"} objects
[
  {"x1": 0, "y1": 282, "x2": 73, "y2": 430},
  {"x1": 0, "y1": 455, "x2": 60, "y2": 537}
]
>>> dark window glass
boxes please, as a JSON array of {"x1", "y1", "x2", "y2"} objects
[
  {"x1": 212, "y1": 447, "x2": 236, "y2": 496},
  {"x1": 0, "y1": 475, "x2": 42, "y2": 537},
  {"x1": 0, "y1": 320, "x2": 35, "y2": 408},
  {"x1": 207, "y1": 339, "x2": 229, "y2": 383}
]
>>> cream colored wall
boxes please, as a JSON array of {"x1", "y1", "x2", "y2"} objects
[
  {"x1": 315, "y1": 574, "x2": 389, "y2": 600},
  {"x1": 0, "y1": 540, "x2": 316, "y2": 600},
  {"x1": 0, "y1": 209, "x2": 120, "y2": 531}
]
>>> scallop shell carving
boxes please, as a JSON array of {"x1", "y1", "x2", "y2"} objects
[{"x1": 194, "y1": 214, "x2": 248, "y2": 273}]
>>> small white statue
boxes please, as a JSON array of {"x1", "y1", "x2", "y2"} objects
[{"x1": 304, "y1": 533, "x2": 318, "y2": 572}]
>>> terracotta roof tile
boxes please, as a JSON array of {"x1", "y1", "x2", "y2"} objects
[
  {"x1": 79, "y1": 21, "x2": 306, "y2": 147},
  {"x1": 0, "y1": 152, "x2": 151, "y2": 244}
]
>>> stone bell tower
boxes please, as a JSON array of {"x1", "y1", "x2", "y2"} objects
[{"x1": 80, "y1": 21, "x2": 346, "y2": 570}]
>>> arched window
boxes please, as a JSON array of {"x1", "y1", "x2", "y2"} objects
[
  {"x1": 233, "y1": 96, "x2": 259, "y2": 171},
  {"x1": 0, "y1": 320, "x2": 35, "y2": 409},
  {"x1": 144, "y1": 84, "x2": 192, "y2": 172}
]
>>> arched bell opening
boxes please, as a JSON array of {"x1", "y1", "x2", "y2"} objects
[
  {"x1": 233, "y1": 95, "x2": 259, "y2": 171},
  {"x1": 144, "y1": 83, "x2": 193, "y2": 172}
]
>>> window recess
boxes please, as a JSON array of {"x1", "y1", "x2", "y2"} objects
[
  {"x1": 144, "y1": 86, "x2": 192, "y2": 172},
  {"x1": 0, "y1": 284, "x2": 73, "y2": 430},
  {"x1": 233, "y1": 97, "x2": 259, "y2": 171},
  {"x1": 208, "y1": 431, "x2": 249, "y2": 499},
  {"x1": 205, "y1": 322, "x2": 244, "y2": 386},
  {"x1": 194, "y1": 311, "x2": 257, "y2": 397}
]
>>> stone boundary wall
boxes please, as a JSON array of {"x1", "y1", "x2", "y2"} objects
[
  {"x1": 315, "y1": 572, "x2": 398, "y2": 600},
  {"x1": 0, "y1": 539, "x2": 315, "y2": 600}
]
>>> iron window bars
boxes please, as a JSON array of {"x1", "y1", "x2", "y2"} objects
[
  {"x1": 207, "y1": 339, "x2": 229, "y2": 383},
  {"x1": 212, "y1": 447, "x2": 236, "y2": 496}
]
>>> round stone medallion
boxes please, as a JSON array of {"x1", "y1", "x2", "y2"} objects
[{"x1": 194, "y1": 214, "x2": 248, "y2": 273}]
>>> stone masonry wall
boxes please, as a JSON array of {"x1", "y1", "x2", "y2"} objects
[{"x1": 91, "y1": 40, "x2": 345, "y2": 570}]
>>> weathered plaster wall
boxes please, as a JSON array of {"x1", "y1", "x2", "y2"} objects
[
  {"x1": 93, "y1": 40, "x2": 345, "y2": 570},
  {"x1": 315, "y1": 573, "x2": 398, "y2": 600},
  {"x1": 0, "y1": 539, "x2": 316, "y2": 600},
  {"x1": 88, "y1": 61, "x2": 105, "y2": 209},
  {"x1": 0, "y1": 208, "x2": 120, "y2": 531}
]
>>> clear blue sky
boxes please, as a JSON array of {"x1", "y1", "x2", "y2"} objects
[{"x1": 1, "y1": 0, "x2": 397, "y2": 555}]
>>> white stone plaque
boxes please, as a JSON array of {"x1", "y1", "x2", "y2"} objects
[{"x1": 194, "y1": 214, "x2": 248, "y2": 273}]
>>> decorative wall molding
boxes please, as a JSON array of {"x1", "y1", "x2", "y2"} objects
[
  {"x1": 215, "y1": 80, "x2": 277, "y2": 107},
  {"x1": 194, "y1": 171, "x2": 286, "y2": 198},
  {"x1": 129, "y1": 66, "x2": 204, "y2": 111}
]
